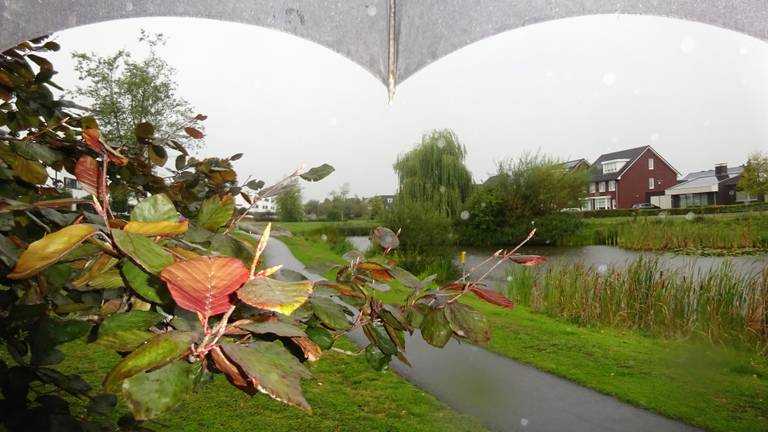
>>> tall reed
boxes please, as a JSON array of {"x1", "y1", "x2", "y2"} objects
[{"x1": 505, "y1": 258, "x2": 768, "y2": 350}]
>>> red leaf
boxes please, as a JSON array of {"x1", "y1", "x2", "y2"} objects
[
  {"x1": 508, "y1": 254, "x2": 546, "y2": 266},
  {"x1": 184, "y1": 127, "x2": 204, "y2": 139},
  {"x1": 75, "y1": 155, "x2": 100, "y2": 196},
  {"x1": 159, "y1": 256, "x2": 249, "y2": 319},
  {"x1": 82, "y1": 129, "x2": 106, "y2": 154},
  {"x1": 469, "y1": 287, "x2": 515, "y2": 309}
]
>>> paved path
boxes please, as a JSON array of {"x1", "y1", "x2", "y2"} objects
[{"x1": 263, "y1": 238, "x2": 700, "y2": 432}]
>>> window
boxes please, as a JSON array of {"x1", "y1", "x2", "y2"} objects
[
  {"x1": 648, "y1": 177, "x2": 655, "y2": 189},
  {"x1": 595, "y1": 197, "x2": 610, "y2": 210},
  {"x1": 63, "y1": 177, "x2": 79, "y2": 190},
  {"x1": 589, "y1": 182, "x2": 596, "y2": 193},
  {"x1": 601, "y1": 158, "x2": 630, "y2": 174},
  {"x1": 648, "y1": 158, "x2": 654, "y2": 170},
  {"x1": 598, "y1": 182, "x2": 606, "y2": 193},
  {"x1": 608, "y1": 180, "x2": 616, "y2": 192}
]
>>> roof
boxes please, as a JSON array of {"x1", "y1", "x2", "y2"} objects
[
  {"x1": 682, "y1": 166, "x2": 743, "y2": 181},
  {"x1": 562, "y1": 159, "x2": 590, "y2": 170},
  {"x1": 588, "y1": 146, "x2": 650, "y2": 182},
  {"x1": 666, "y1": 167, "x2": 742, "y2": 194}
]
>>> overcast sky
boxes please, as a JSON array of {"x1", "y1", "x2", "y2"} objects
[{"x1": 46, "y1": 14, "x2": 768, "y2": 201}]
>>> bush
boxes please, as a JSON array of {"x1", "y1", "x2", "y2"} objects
[
  {"x1": 384, "y1": 202, "x2": 458, "y2": 281},
  {"x1": 582, "y1": 202, "x2": 768, "y2": 218}
]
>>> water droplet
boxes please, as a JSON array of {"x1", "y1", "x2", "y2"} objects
[
  {"x1": 632, "y1": 89, "x2": 641, "y2": 96},
  {"x1": 680, "y1": 36, "x2": 696, "y2": 54},
  {"x1": 320, "y1": 234, "x2": 328, "y2": 242},
  {"x1": 436, "y1": 137, "x2": 446, "y2": 148},
  {"x1": 439, "y1": 186, "x2": 446, "y2": 193},
  {"x1": 602, "y1": 73, "x2": 616, "y2": 86},
  {"x1": 506, "y1": 275, "x2": 513, "y2": 282},
  {"x1": 739, "y1": 47, "x2": 749, "y2": 56},
  {"x1": 610, "y1": 136, "x2": 618, "y2": 144},
  {"x1": 460, "y1": 210, "x2": 470, "y2": 220},
  {"x1": 650, "y1": 133, "x2": 660, "y2": 142},
  {"x1": 703, "y1": 120, "x2": 711, "y2": 127},
  {"x1": 329, "y1": 117, "x2": 338, "y2": 127},
  {"x1": 480, "y1": 202, "x2": 487, "y2": 208},
  {"x1": 521, "y1": 418, "x2": 529, "y2": 427},
  {"x1": 366, "y1": 5, "x2": 377, "y2": 16},
  {"x1": 545, "y1": 70, "x2": 554, "y2": 78},
  {"x1": 597, "y1": 264, "x2": 608, "y2": 274}
]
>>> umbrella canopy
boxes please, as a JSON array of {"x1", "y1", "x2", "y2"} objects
[{"x1": 2, "y1": 0, "x2": 768, "y2": 95}]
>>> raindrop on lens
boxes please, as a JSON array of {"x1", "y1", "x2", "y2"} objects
[
  {"x1": 320, "y1": 234, "x2": 328, "y2": 242},
  {"x1": 597, "y1": 264, "x2": 608, "y2": 275},
  {"x1": 680, "y1": 36, "x2": 696, "y2": 54},
  {"x1": 521, "y1": 418, "x2": 529, "y2": 427},
  {"x1": 366, "y1": 5, "x2": 377, "y2": 16},
  {"x1": 602, "y1": 73, "x2": 616, "y2": 86},
  {"x1": 460, "y1": 210, "x2": 470, "y2": 220},
  {"x1": 439, "y1": 186, "x2": 446, "y2": 193}
]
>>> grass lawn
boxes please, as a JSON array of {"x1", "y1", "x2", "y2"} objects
[
  {"x1": 281, "y1": 233, "x2": 768, "y2": 432},
  {"x1": 56, "y1": 337, "x2": 486, "y2": 432}
]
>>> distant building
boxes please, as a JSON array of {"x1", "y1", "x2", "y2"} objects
[
  {"x1": 250, "y1": 197, "x2": 277, "y2": 215},
  {"x1": 582, "y1": 146, "x2": 679, "y2": 210},
  {"x1": 376, "y1": 194, "x2": 396, "y2": 209},
  {"x1": 562, "y1": 158, "x2": 590, "y2": 172},
  {"x1": 664, "y1": 163, "x2": 756, "y2": 208}
]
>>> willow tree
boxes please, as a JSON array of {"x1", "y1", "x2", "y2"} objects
[{"x1": 393, "y1": 129, "x2": 473, "y2": 218}]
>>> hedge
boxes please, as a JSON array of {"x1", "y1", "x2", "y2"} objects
[{"x1": 582, "y1": 201, "x2": 768, "y2": 218}]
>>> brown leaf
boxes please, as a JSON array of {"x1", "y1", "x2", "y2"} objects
[
  {"x1": 470, "y1": 287, "x2": 515, "y2": 309},
  {"x1": 183, "y1": 127, "x2": 204, "y2": 139},
  {"x1": 75, "y1": 155, "x2": 100, "y2": 196}
]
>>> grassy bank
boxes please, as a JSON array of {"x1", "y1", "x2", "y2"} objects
[
  {"x1": 281, "y1": 232, "x2": 768, "y2": 432},
  {"x1": 50, "y1": 338, "x2": 485, "y2": 432},
  {"x1": 567, "y1": 213, "x2": 768, "y2": 253}
]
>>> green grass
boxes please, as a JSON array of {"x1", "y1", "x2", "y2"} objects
[
  {"x1": 281, "y1": 232, "x2": 768, "y2": 432},
  {"x1": 275, "y1": 220, "x2": 379, "y2": 236},
  {"x1": 55, "y1": 338, "x2": 485, "y2": 432}
]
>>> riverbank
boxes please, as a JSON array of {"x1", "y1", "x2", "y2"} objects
[
  {"x1": 565, "y1": 213, "x2": 768, "y2": 254},
  {"x1": 280, "y1": 232, "x2": 768, "y2": 432}
]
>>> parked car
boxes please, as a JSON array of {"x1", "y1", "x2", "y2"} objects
[
  {"x1": 632, "y1": 203, "x2": 659, "y2": 209},
  {"x1": 559, "y1": 208, "x2": 582, "y2": 213}
]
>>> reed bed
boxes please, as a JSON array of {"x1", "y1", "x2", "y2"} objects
[
  {"x1": 505, "y1": 258, "x2": 768, "y2": 350},
  {"x1": 568, "y1": 215, "x2": 768, "y2": 252}
]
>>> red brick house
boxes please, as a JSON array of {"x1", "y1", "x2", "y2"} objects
[{"x1": 582, "y1": 146, "x2": 679, "y2": 210}]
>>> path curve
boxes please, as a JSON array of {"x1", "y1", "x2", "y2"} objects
[{"x1": 263, "y1": 237, "x2": 699, "y2": 432}]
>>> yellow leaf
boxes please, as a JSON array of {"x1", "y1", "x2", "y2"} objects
[
  {"x1": 8, "y1": 224, "x2": 97, "y2": 279},
  {"x1": 124, "y1": 220, "x2": 188, "y2": 237},
  {"x1": 167, "y1": 247, "x2": 199, "y2": 260},
  {"x1": 72, "y1": 253, "x2": 118, "y2": 288}
]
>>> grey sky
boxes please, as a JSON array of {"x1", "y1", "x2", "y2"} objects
[{"x1": 47, "y1": 14, "x2": 768, "y2": 201}]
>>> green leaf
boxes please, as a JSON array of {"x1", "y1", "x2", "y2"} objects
[
  {"x1": 103, "y1": 331, "x2": 197, "y2": 392},
  {"x1": 309, "y1": 297, "x2": 351, "y2": 331},
  {"x1": 238, "y1": 277, "x2": 313, "y2": 316},
  {"x1": 420, "y1": 308, "x2": 452, "y2": 348},
  {"x1": 0, "y1": 233, "x2": 21, "y2": 267},
  {"x1": 11, "y1": 141, "x2": 62, "y2": 165},
  {"x1": 8, "y1": 224, "x2": 97, "y2": 279},
  {"x1": 149, "y1": 145, "x2": 167, "y2": 166},
  {"x1": 122, "y1": 260, "x2": 171, "y2": 303},
  {"x1": 305, "y1": 326, "x2": 333, "y2": 350},
  {"x1": 245, "y1": 179, "x2": 264, "y2": 190},
  {"x1": 221, "y1": 341, "x2": 313, "y2": 412},
  {"x1": 238, "y1": 320, "x2": 307, "y2": 338},
  {"x1": 373, "y1": 226, "x2": 399, "y2": 249},
  {"x1": 364, "y1": 323, "x2": 397, "y2": 356},
  {"x1": 86, "y1": 269, "x2": 125, "y2": 290},
  {"x1": 88, "y1": 394, "x2": 117, "y2": 415},
  {"x1": 197, "y1": 195, "x2": 234, "y2": 231},
  {"x1": 175, "y1": 154, "x2": 187, "y2": 170},
  {"x1": 300, "y1": 163, "x2": 335, "y2": 182},
  {"x1": 111, "y1": 229, "x2": 174, "y2": 274},
  {"x1": 134, "y1": 122, "x2": 155, "y2": 139},
  {"x1": 44, "y1": 263, "x2": 72, "y2": 289},
  {"x1": 122, "y1": 360, "x2": 195, "y2": 420},
  {"x1": 31, "y1": 317, "x2": 91, "y2": 365},
  {"x1": 365, "y1": 344, "x2": 390, "y2": 371},
  {"x1": 12, "y1": 155, "x2": 48, "y2": 184},
  {"x1": 130, "y1": 194, "x2": 178, "y2": 222},
  {"x1": 445, "y1": 303, "x2": 490, "y2": 344},
  {"x1": 97, "y1": 311, "x2": 164, "y2": 351}
]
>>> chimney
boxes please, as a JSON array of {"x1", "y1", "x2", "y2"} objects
[{"x1": 715, "y1": 163, "x2": 728, "y2": 180}]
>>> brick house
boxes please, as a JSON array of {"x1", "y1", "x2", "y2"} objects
[{"x1": 582, "y1": 146, "x2": 679, "y2": 210}]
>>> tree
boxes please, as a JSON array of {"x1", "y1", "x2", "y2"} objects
[
  {"x1": 738, "y1": 151, "x2": 768, "y2": 199},
  {"x1": 393, "y1": 129, "x2": 473, "y2": 218},
  {"x1": 457, "y1": 153, "x2": 589, "y2": 245},
  {"x1": 276, "y1": 181, "x2": 303, "y2": 221},
  {"x1": 369, "y1": 196, "x2": 385, "y2": 220},
  {"x1": 0, "y1": 37, "x2": 545, "y2": 430},
  {"x1": 71, "y1": 30, "x2": 205, "y2": 160}
]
